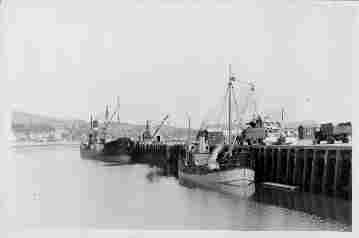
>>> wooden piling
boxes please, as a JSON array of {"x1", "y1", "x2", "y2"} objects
[
  {"x1": 301, "y1": 149, "x2": 308, "y2": 191},
  {"x1": 263, "y1": 148, "x2": 269, "y2": 181},
  {"x1": 285, "y1": 149, "x2": 291, "y2": 184},
  {"x1": 276, "y1": 148, "x2": 282, "y2": 183},
  {"x1": 256, "y1": 147, "x2": 264, "y2": 182},
  {"x1": 250, "y1": 147, "x2": 256, "y2": 171},
  {"x1": 310, "y1": 150, "x2": 317, "y2": 193},
  {"x1": 270, "y1": 148, "x2": 276, "y2": 182},
  {"x1": 292, "y1": 149, "x2": 299, "y2": 185},
  {"x1": 133, "y1": 143, "x2": 350, "y2": 198},
  {"x1": 333, "y1": 150, "x2": 343, "y2": 194},
  {"x1": 260, "y1": 147, "x2": 265, "y2": 182},
  {"x1": 321, "y1": 150, "x2": 329, "y2": 193}
]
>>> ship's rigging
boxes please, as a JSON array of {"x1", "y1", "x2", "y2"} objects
[
  {"x1": 88, "y1": 97, "x2": 122, "y2": 140},
  {"x1": 200, "y1": 64, "x2": 258, "y2": 144}
]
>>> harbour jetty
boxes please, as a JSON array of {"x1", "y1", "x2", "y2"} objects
[
  {"x1": 132, "y1": 143, "x2": 185, "y2": 177},
  {"x1": 132, "y1": 143, "x2": 351, "y2": 200},
  {"x1": 249, "y1": 144, "x2": 351, "y2": 199}
]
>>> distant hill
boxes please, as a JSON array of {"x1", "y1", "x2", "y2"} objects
[
  {"x1": 12, "y1": 111, "x2": 86, "y2": 128},
  {"x1": 99, "y1": 121, "x2": 196, "y2": 140},
  {"x1": 11, "y1": 111, "x2": 197, "y2": 139},
  {"x1": 11, "y1": 111, "x2": 90, "y2": 137},
  {"x1": 11, "y1": 111, "x2": 325, "y2": 140}
]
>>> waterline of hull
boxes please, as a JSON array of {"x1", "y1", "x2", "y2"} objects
[
  {"x1": 80, "y1": 149, "x2": 131, "y2": 163},
  {"x1": 178, "y1": 167, "x2": 255, "y2": 198}
]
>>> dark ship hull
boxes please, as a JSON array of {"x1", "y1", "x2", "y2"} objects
[{"x1": 80, "y1": 137, "x2": 134, "y2": 163}]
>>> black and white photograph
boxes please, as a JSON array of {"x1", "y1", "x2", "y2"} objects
[{"x1": 0, "y1": 0, "x2": 356, "y2": 236}]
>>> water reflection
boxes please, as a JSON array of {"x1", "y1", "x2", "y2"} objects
[
  {"x1": 146, "y1": 165, "x2": 351, "y2": 227},
  {"x1": 9, "y1": 146, "x2": 352, "y2": 230},
  {"x1": 251, "y1": 185, "x2": 351, "y2": 225},
  {"x1": 103, "y1": 161, "x2": 132, "y2": 167},
  {"x1": 145, "y1": 167, "x2": 166, "y2": 183}
]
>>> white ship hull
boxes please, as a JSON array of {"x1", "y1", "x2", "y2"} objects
[
  {"x1": 179, "y1": 166, "x2": 254, "y2": 186},
  {"x1": 178, "y1": 159, "x2": 255, "y2": 198}
]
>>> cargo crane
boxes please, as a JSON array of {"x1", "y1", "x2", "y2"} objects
[
  {"x1": 152, "y1": 114, "x2": 169, "y2": 140},
  {"x1": 142, "y1": 115, "x2": 170, "y2": 143},
  {"x1": 104, "y1": 96, "x2": 121, "y2": 129},
  {"x1": 90, "y1": 97, "x2": 121, "y2": 141}
]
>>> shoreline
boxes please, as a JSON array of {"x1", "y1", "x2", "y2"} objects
[{"x1": 10, "y1": 141, "x2": 80, "y2": 148}]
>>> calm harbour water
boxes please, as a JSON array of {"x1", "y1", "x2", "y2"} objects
[{"x1": 5, "y1": 145, "x2": 351, "y2": 231}]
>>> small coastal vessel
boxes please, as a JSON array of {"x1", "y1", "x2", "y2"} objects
[
  {"x1": 178, "y1": 65, "x2": 255, "y2": 191},
  {"x1": 80, "y1": 100, "x2": 134, "y2": 163}
]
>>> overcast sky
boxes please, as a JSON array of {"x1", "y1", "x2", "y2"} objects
[{"x1": 4, "y1": 0, "x2": 356, "y2": 128}]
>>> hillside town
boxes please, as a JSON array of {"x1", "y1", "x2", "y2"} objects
[{"x1": 10, "y1": 111, "x2": 194, "y2": 144}]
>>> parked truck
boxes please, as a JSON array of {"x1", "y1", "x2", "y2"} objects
[
  {"x1": 313, "y1": 122, "x2": 351, "y2": 144},
  {"x1": 237, "y1": 116, "x2": 293, "y2": 145}
]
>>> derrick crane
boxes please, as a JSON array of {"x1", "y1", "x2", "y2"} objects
[
  {"x1": 104, "y1": 97, "x2": 121, "y2": 129},
  {"x1": 233, "y1": 79, "x2": 257, "y2": 124},
  {"x1": 87, "y1": 97, "x2": 121, "y2": 143},
  {"x1": 92, "y1": 97, "x2": 121, "y2": 142},
  {"x1": 152, "y1": 114, "x2": 170, "y2": 139},
  {"x1": 142, "y1": 114, "x2": 170, "y2": 143}
]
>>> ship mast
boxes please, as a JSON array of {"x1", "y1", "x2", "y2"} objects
[
  {"x1": 117, "y1": 96, "x2": 120, "y2": 122},
  {"x1": 186, "y1": 113, "x2": 191, "y2": 145},
  {"x1": 228, "y1": 64, "x2": 234, "y2": 145},
  {"x1": 281, "y1": 107, "x2": 285, "y2": 125}
]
